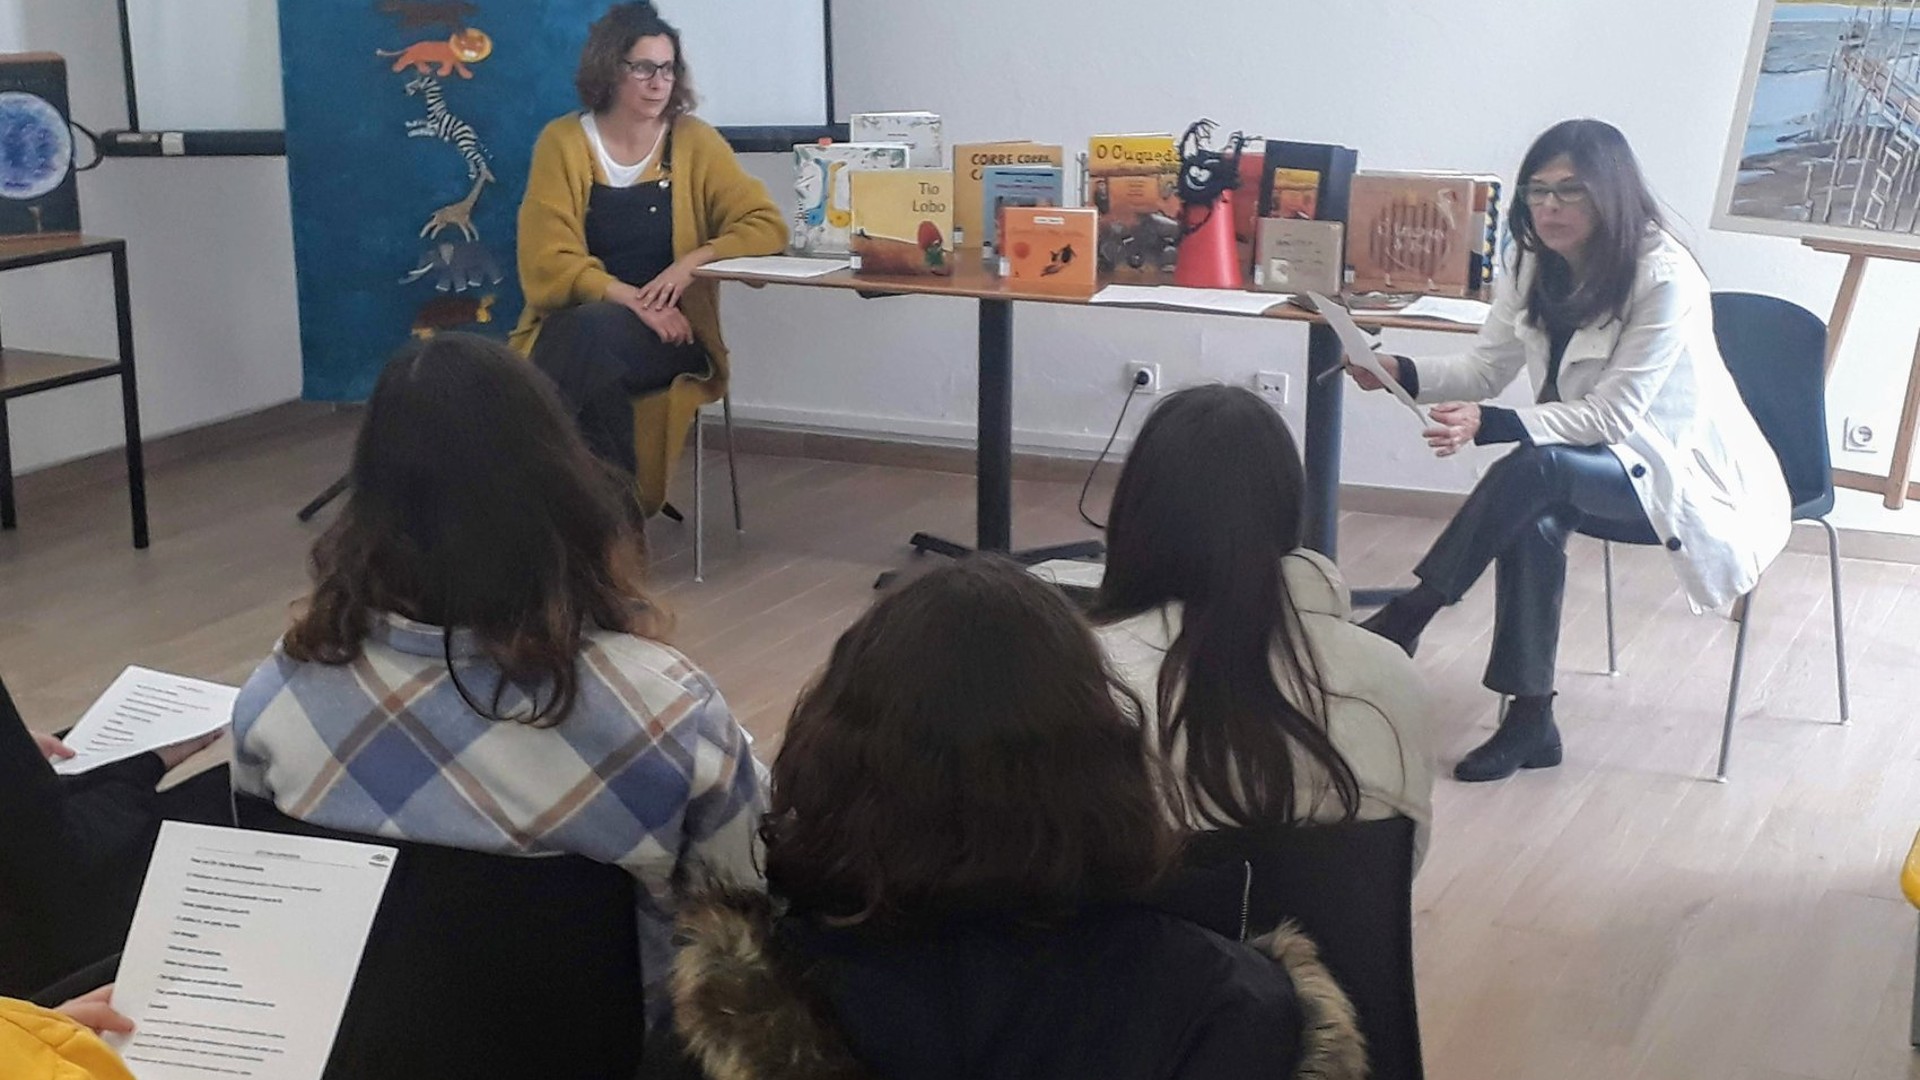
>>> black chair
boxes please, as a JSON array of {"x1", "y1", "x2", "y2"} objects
[
  {"x1": 234, "y1": 795, "x2": 647, "y2": 1080},
  {"x1": 1584, "y1": 292, "x2": 1848, "y2": 782},
  {"x1": 1155, "y1": 817, "x2": 1423, "y2": 1080}
]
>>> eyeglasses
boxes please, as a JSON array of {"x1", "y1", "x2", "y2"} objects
[
  {"x1": 1521, "y1": 180, "x2": 1591, "y2": 207},
  {"x1": 621, "y1": 59, "x2": 677, "y2": 82}
]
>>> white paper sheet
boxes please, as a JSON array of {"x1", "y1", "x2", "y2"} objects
[
  {"x1": 1306, "y1": 292, "x2": 1427, "y2": 424},
  {"x1": 1028, "y1": 559, "x2": 1105, "y2": 590},
  {"x1": 705, "y1": 255, "x2": 850, "y2": 279},
  {"x1": 52, "y1": 667, "x2": 238, "y2": 776},
  {"x1": 106, "y1": 822, "x2": 396, "y2": 1080},
  {"x1": 1089, "y1": 284, "x2": 1287, "y2": 317},
  {"x1": 1400, "y1": 295, "x2": 1493, "y2": 325}
]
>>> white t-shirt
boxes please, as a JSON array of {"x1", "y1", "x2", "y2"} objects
[{"x1": 580, "y1": 112, "x2": 663, "y2": 189}]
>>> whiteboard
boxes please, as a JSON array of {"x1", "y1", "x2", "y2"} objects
[
  {"x1": 125, "y1": 0, "x2": 285, "y2": 130},
  {"x1": 121, "y1": 0, "x2": 831, "y2": 134}
]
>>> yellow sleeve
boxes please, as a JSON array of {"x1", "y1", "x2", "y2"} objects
[
  {"x1": 687, "y1": 122, "x2": 788, "y2": 261},
  {"x1": 517, "y1": 121, "x2": 617, "y2": 308}
]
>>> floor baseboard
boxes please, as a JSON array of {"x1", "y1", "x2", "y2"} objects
[{"x1": 704, "y1": 414, "x2": 1920, "y2": 566}]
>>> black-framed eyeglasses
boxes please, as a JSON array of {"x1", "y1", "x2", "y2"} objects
[
  {"x1": 1520, "y1": 180, "x2": 1590, "y2": 206},
  {"x1": 620, "y1": 59, "x2": 678, "y2": 82}
]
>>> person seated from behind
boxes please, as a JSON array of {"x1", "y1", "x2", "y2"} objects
[
  {"x1": 230, "y1": 334, "x2": 764, "y2": 1021},
  {"x1": 1087, "y1": 385, "x2": 1434, "y2": 865},
  {"x1": 0, "y1": 678, "x2": 223, "y2": 996},
  {"x1": 666, "y1": 557, "x2": 1366, "y2": 1080}
]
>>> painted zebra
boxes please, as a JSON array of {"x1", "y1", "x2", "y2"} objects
[{"x1": 404, "y1": 75, "x2": 494, "y2": 182}]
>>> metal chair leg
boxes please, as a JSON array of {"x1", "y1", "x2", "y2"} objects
[
  {"x1": 723, "y1": 395, "x2": 743, "y2": 534},
  {"x1": 1716, "y1": 577, "x2": 1759, "y2": 784},
  {"x1": 694, "y1": 407, "x2": 706, "y2": 584},
  {"x1": 1820, "y1": 518, "x2": 1850, "y2": 725},
  {"x1": 1911, "y1": 918, "x2": 1920, "y2": 1047},
  {"x1": 1603, "y1": 540, "x2": 1619, "y2": 676}
]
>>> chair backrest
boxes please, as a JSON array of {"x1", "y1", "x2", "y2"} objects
[
  {"x1": 1155, "y1": 816, "x2": 1423, "y2": 1080},
  {"x1": 234, "y1": 795, "x2": 645, "y2": 1080},
  {"x1": 1710, "y1": 291, "x2": 1833, "y2": 515}
]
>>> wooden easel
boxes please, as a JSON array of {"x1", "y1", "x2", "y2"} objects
[{"x1": 1806, "y1": 236, "x2": 1920, "y2": 509}]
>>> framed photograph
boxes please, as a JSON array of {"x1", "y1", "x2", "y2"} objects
[{"x1": 1714, "y1": 0, "x2": 1920, "y2": 248}]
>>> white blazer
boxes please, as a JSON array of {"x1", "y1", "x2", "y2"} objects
[
  {"x1": 1094, "y1": 550, "x2": 1435, "y2": 868},
  {"x1": 1413, "y1": 230, "x2": 1790, "y2": 612}
]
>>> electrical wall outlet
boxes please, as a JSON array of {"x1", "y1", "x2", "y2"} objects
[
  {"x1": 1844, "y1": 417, "x2": 1879, "y2": 454},
  {"x1": 1253, "y1": 370, "x2": 1290, "y2": 404},
  {"x1": 1127, "y1": 362, "x2": 1161, "y2": 394}
]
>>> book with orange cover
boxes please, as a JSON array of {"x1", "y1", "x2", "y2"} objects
[
  {"x1": 1345, "y1": 171, "x2": 1480, "y2": 296},
  {"x1": 997, "y1": 207, "x2": 1097, "y2": 291},
  {"x1": 952, "y1": 142, "x2": 1066, "y2": 249},
  {"x1": 849, "y1": 169, "x2": 954, "y2": 277}
]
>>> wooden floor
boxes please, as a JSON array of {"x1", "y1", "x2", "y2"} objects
[{"x1": 5, "y1": 409, "x2": 1918, "y2": 1080}]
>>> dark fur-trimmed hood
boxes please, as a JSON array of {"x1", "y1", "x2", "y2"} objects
[{"x1": 670, "y1": 885, "x2": 1368, "y2": 1080}]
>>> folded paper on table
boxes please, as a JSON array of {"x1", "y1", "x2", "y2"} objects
[
  {"x1": 1090, "y1": 285, "x2": 1287, "y2": 317},
  {"x1": 1400, "y1": 295, "x2": 1493, "y2": 325},
  {"x1": 705, "y1": 256, "x2": 850, "y2": 279}
]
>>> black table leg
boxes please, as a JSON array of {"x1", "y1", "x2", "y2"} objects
[
  {"x1": 0, "y1": 399, "x2": 15, "y2": 531},
  {"x1": 1303, "y1": 320, "x2": 1412, "y2": 609},
  {"x1": 112, "y1": 245, "x2": 149, "y2": 550},
  {"x1": 881, "y1": 298, "x2": 1103, "y2": 588},
  {"x1": 1302, "y1": 322, "x2": 1343, "y2": 560}
]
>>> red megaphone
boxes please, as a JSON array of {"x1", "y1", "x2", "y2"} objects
[{"x1": 1173, "y1": 189, "x2": 1245, "y2": 290}]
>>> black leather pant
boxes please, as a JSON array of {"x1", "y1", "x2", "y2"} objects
[{"x1": 1414, "y1": 444, "x2": 1656, "y2": 697}]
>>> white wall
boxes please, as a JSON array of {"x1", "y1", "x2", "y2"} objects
[
  {"x1": 1, "y1": 0, "x2": 299, "y2": 475},
  {"x1": 10, "y1": 0, "x2": 1919, "y2": 523},
  {"x1": 715, "y1": 0, "x2": 1920, "y2": 502}
]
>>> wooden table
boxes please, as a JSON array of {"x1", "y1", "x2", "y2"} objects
[
  {"x1": 701, "y1": 262, "x2": 1482, "y2": 594},
  {"x1": 0, "y1": 235, "x2": 146, "y2": 548}
]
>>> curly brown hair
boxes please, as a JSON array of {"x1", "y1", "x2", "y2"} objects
[
  {"x1": 764, "y1": 556, "x2": 1181, "y2": 926},
  {"x1": 575, "y1": 2, "x2": 698, "y2": 118},
  {"x1": 282, "y1": 333, "x2": 666, "y2": 727}
]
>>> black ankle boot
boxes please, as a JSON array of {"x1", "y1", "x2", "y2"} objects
[
  {"x1": 1453, "y1": 695, "x2": 1562, "y2": 782},
  {"x1": 1358, "y1": 585, "x2": 1444, "y2": 659}
]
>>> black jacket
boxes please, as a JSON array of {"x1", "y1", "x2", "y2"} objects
[
  {"x1": 665, "y1": 886, "x2": 1367, "y2": 1080},
  {"x1": 0, "y1": 677, "x2": 229, "y2": 996}
]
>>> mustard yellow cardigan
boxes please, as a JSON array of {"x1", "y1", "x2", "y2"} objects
[{"x1": 511, "y1": 114, "x2": 786, "y2": 513}]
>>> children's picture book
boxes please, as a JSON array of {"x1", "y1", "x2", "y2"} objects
[
  {"x1": 1086, "y1": 133, "x2": 1180, "y2": 283},
  {"x1": 1347, "y1": 171, "x2": 1486, "y2": 296},
  {"x1": 998, "y1": 206, "x2": 1098, "y2": 290},
  {"x1": 850, "y1": 169, "x2": 954, "y2": 276},
  {"x1": 980, "y1": 165, "x2": 1065, "y2": 254},
  {"x1": 1251, "y1": 218, "x2": 1345, "y2": 295},
  {"x1": 850, "y1": 111, "x2": 945, "y2": 168},
  {"x1": 952, "y1": 142, "x2": 1065, "y2": 248},
  {"x1": 791, "y1": 142, "x2": 910, "y2": 256}
]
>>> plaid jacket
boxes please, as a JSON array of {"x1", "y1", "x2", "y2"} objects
[{"x1": 230, "y1": 614, "x2": 766, "y2": 1019}]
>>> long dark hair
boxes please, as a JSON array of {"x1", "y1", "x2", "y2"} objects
[
  {"x1": 765, "y1": 556, "x2": 1179, "y2": 926},
  {"x1": 283, "y1": 333, "x2": 664, "y2": 727},
  {"x1": 1511, "y1": 118, "x2": 1665, "y2": 331},
  {"x1": 1090, "y1": 385, "x2": 1360, "y2": 830},
  {"x1": 576, "y1": 2, "x2": 698, "y2": 118}
]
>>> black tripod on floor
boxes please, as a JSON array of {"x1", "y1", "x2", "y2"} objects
[{"x1": 297, "y1": 475, "x2": 350, "y2": 522}]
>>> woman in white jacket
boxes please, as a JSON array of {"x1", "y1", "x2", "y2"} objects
[
  {"x1": 1089, "y1": 385, "x2": 1433, "y2": 864},
  {"x1": 1353, "y1": 119, "x2": 1789, "y2": 782}
]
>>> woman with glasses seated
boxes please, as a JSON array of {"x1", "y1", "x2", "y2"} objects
[
  {"x1": 1349, "y1": 119, "x2": 1788, "y2": 782},
  {"x1": 514, "y1": 1, "x2": 786, "y2": 517}
]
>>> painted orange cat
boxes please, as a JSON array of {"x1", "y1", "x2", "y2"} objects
[{"x1": 379, "y1": 28, "x2": 493, "y2": 79}]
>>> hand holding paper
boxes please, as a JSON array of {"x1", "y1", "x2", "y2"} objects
[
  {"x1": 1305, "y1": 292, "x2": 1426, "y2": 423},
  {"x1": 52, "y1": 667, "x2": 237, "y2": 776}
]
